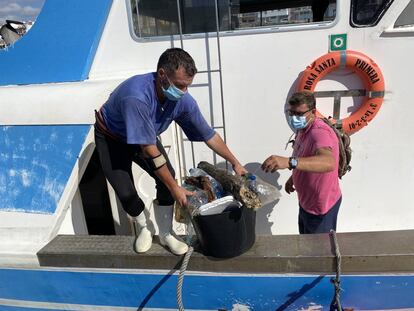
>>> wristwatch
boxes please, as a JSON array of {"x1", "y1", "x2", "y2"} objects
[{"x1": 288, "y1": 157, "x2": 298, "y2": 170}]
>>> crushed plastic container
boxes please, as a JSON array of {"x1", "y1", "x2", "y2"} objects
[{"x1": 192, "y1": 200, "x2": 256, "y2": 258}]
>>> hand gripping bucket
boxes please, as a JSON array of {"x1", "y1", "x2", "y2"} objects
[{"x1": 192, "y1": 204, "x2": 256, "y2": 258}]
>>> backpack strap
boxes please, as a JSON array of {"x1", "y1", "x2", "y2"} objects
[{"x1": 321, "y1": 118, "x2": 352, "y2": 179}]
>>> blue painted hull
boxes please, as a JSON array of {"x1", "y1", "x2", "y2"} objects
[
  {"x1": 0, "y1": 126, "x2": 90, "y2": 214},
  {"x1": 0, "y1": 268, "x2": 413, "y2": 310}
]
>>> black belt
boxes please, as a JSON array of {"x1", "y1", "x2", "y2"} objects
[{"x1": 94, "y1": 109, "x2": 122, "y2": 142}]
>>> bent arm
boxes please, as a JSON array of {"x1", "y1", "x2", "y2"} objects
[
  {"x1": 205, "y1": 133, "x2": 247, "y2": 175},
  {"x1": 141, "y1": 144, "x2": 179, "y2": 191},
  {"x1": 296, "y1": 147, "x2": 335, "y2": 172},
  {"x1": 262, "y1": 147, "x2": 335, "y2": 173},
  {"x1": 140, "y1": 144, "x2": 196, "y2": 208}
]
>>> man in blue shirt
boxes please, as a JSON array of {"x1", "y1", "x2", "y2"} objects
[{"x1": 95, "y1": 48, "x2": 247, "y2": 255}]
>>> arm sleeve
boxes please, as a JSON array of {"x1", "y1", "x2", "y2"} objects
[
  {"x1": 175, "y1": 101, "x2": 216, "y2": 142},
  {"x1": 120, "y1": 96, "x2": 157, "y2": 145}
]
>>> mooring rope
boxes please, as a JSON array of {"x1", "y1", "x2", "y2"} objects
[
  {"x1": 330, "y1": 229, "x2": 342, "y2": 311},
  {"x1": 176, "y1": 245, "x2": 194, "y2": 311}
]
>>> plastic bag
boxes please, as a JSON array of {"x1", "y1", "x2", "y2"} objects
[
  {"x1": 244, "y1": 173, "x2": 281, "y2": 206},
  {"x1": 182, "y1": 183, "x2": 209, "y2": 208},
  {"x1": 189, "y1": 168, "x2": 225, "y2": 199},
  {"x1": 174, "y1": 182, "x2": 210, "y2": 221}
]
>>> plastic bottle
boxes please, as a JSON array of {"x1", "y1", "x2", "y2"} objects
[
  {"x1": 189, "y1": 168, "x2": 207, "y2": 177},
  {"x1": 186, "y1": 188, "x2": 209, "y2": 208},
  {"x1": 189, "y1": 168, "x2": 224, "y2": 199},
  {"x1": 247, "y1": 174, "x2": 257, "y2": 193}
]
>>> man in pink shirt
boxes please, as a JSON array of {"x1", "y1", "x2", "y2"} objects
[{"x1": 262, "y1": 91, "x2": 342, "y2": 234}]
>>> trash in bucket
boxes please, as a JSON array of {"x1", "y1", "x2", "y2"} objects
[
  {"x1": 179, "y1": 162, "x2": 263, "y2": 258},
  {"x1": 192, "y1": 203, "x2": 256, "y2": 258}
]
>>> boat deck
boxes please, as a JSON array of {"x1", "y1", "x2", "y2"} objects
[{"x1": 37, "y1": 230, "x2": 414, "y2": 273}]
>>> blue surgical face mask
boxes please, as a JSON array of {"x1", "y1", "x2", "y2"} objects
[
  {"x1": 288, "y1": 115, "x2": 308, "y2": 131},
  {"x1": 162, "y1": 77, "x2": 185, "y2": 101}
]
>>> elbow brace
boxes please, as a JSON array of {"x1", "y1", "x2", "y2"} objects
[{"x1": 146, "y1": 153, "x2": 167, "y2": 171}]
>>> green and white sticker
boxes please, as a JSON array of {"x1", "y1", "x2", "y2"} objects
[{"x1": 330, "y1": 34, "x2": 347, "y2": 51}]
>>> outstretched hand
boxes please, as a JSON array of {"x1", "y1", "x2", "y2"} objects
[{"x1": 261, "y1": 155, "x2": 289, "y2": 173}]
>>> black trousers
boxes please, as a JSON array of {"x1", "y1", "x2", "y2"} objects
[
  {"x1": 94, "y1": 129, "x2": 175, "y2": 217},
  {"x1": 298, "y1": 196, "x2": 342, "y2": 234}
]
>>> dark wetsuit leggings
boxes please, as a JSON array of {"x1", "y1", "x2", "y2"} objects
[
  {"x1": 298, "y1": 196, "x2": 342, "y2": 234},
  {"x1": 94, "y1": 129, "x2": 175, "y2": 217}
]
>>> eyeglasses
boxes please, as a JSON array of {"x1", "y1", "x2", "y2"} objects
[{"x1": 286, "y1": 108, "x2": 313, "y2": 117}]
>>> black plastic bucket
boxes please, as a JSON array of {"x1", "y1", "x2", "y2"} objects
[{"x1": 192, "y1": 205, "x2": 256, "y2": 258}]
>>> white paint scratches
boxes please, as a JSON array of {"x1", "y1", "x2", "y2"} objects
[
  {"x1": 50, "y1": 131, "x2": 58, "y2": 141},
  {"x1": 41, "y1": 178, "x2": 64, "y2": 205},
  {"x1": 66, "y1": 133, "x2": 74, "y2": 144},
  {"x1": 0, "y1": 174, "x2": 6, "y2": 193},
  {"x1": 0, "y1": 125, "x2": 90, "y2": 214},
  {"x1": 8, "y1": 169, "x2": 31, "y2": 187},
  {"x1": 3, "y1": 136, "x2": 10, "y2": 147},
  {"x1": 18, "y1": 136, "x2": 26, "y2": 152},
  {"x1": 8, "y1": 169, "x2": 16, "y2": 177},
  {"x1": 0, "y1": 153, "x2": 10, "y2": 161},
  {"x1": 11, "y1": 188, "x2": 20, "y2": 197},
  {"x1": 31, "y1": 159, "x2": 48, "y2": 170},
  {"x1": 0, "y1": 207, "x2": 52, "y2": 214},
  {"x1": 299, "y1": 303, "x2": 323, "y2": 311},
  {"x1": 20, "y1": 169, "x2": 31, "y2": 187},
  {"x1": 64, "y1": 149, "x2": 73, "y2": 160},
  {"x1": 12, "y1": 154, "x2": 27, "y2": 160},
  {"x1": 232, "y1": 303, "x2": 251, "y2": 311},
  {"x1": 33, "y1": 138, "x2": 41, "y2": 151}
]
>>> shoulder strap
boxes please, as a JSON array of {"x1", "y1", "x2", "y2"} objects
[{"x1": 320, "y1": 118, "x2": 351, "y2": 179}]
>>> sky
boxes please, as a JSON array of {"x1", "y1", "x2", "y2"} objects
[{"x1": 0, "y1": 0, "x2": 45, "y2": 23}]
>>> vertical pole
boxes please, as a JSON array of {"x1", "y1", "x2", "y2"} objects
[
  {"x1": 214, "y1": 0, "x2": 229, "y2": 170},
  {"x1": 333, "y1": 94, "x2": 341, "y2": 120},
  {"x1": 176, "y1": 0, "x2": 195, "y2": 171},
  {"x1": 176, "y1": 0, "x2": 184, "y2": 49}
]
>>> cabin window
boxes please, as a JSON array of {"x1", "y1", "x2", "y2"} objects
[
  {"x1": 350, "y1": 0, "x2": 394, "y2": 27},
  {"x1": 130, "y1": 0, "x2": 337, "y2": 38},
  {"x1": 394, "y1": 0, "x2": 414, "y2": 28}
]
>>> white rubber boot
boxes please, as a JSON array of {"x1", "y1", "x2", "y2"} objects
[
  {"x1": 154, "y1": 202, "x2": 188, "y2": 255},
  {"x1": 133, "y1": 211, "x2": 153, "y2": 253}
]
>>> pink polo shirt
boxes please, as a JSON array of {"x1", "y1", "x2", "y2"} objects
[{"x1": 292, "y1": 118, "x2": 341, "y2": 215}]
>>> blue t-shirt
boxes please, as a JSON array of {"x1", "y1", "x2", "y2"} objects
[{"x1": 101, "y1": 73, "x2": 215, "y2": 145}]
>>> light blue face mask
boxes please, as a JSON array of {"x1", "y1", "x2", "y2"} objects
[
  {"x1": 162, "y1": 77, "x2": 185, "y2": 101},
  {"x1": 288, "y1": 115, "x2": 308, "y2": 131}
]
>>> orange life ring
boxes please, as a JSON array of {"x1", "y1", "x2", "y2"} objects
[{"x1": 297, "y1": 50, "x2": 385, "y2": 135}]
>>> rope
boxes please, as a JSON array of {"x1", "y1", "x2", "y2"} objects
[
  {"x1": 329, "y1": 230, "x2": 342, "y2": 311},
  {"x1": 176, "y1": 245, "x2": 194, "y2": 311}
]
